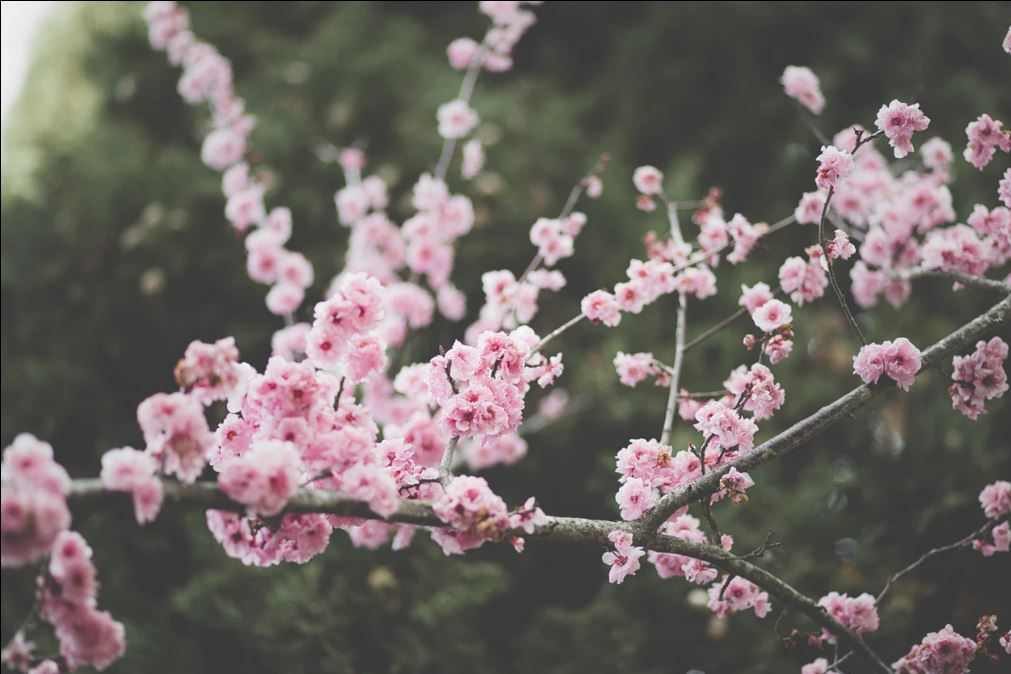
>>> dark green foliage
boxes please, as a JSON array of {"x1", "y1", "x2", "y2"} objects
[{"x1": 2, "y1": 2, "x2": 1009, "y2": 672}]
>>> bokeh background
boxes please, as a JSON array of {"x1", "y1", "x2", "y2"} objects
[{"x1": 2, "y1": 2, "x2": 1010, "y2": 673}]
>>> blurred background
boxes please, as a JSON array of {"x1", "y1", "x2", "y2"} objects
[{"x1": 2, "y1": 2, "x2": 1009, "y2": 673}]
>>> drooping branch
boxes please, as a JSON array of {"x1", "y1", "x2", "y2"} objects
[
  {"x1": 641, "y1": 292, "x2": 1011, "y2": 532},
  {"x1": 66, "y1": 479, "x2": 890, "y2": 672}
]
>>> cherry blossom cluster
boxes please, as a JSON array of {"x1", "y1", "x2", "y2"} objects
[
  {"x1": 425, "y1": 327, "x2": 546, "y2": 447},
  {"x1": 99, "y1": 448, "x2": 163, "y2": 524},
  {"x1": 852, "y1": 338, "x2": 922, "y2": 391},
  {"x1": 739, "y1": 284, "x2": 795, "y2": 364},
  {"x1": 613, "y1": 351, "x2": 664, "y2": 387},
  {"x1": 1, "y1": 437, "x2": 126, "y2": 671},
  {"x1": 707, "y1": 575, "x2": 771, "y2": 619},
  {"x1": 816, "y1": 592, "x2": 880, "y2": 638},
  {"x1": 601, "y1": 530, "x2": 645, "y2": 584},
  {"x1": 448, "y1": 1, "x2": 539, "y2": 75},
  {"x1": 144, "y1": 2, "x2": 316, "y2": 317},
  {"x1": 781, "y1": 65, "x2": 825, "y2": 115},
  {"x1": 36, "y1": 532, "x2": 126, "y2": 671},
  {"x1": 949, "y1": 336, "x2": 1009, "y2": 420},
  {"x1": 646, "y1": 514, "x2": 723, "y2": 584},
  {"x1": 430, "y1": 476, "x2": 546, "y2": 554},
  {"x1": 1, "y1": 434, "x2": 71, "y2": 568},
  {"x1": 964, "y1": 113, "x2": 1011, "y2": 170},
  {"x1": 875, "y1": 100, "x2": 931, "y2": 159},
  {"x1": 892, "y1": 624, "x2": 977, "y2": 674},
  {"x1": 173, "y1": 336, "x2": 241, "y2": 404},
  {"x1": 974, "y1": 480, "x2": 1010, "y2": 557}
]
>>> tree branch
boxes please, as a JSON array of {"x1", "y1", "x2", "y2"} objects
[
  {"x1": 641, "y1": 293, "x2": 1011, "y2": 532},
  {"x1": 66, "y1": 479, "x2": 890, "y2": 672}
]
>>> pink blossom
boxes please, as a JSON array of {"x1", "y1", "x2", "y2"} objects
[
  {"x1": 893, "y1": 624, "x2": 976, "y2": 674},
  {"x1": 585, "y1": 174, "x2": 603, "y2": 198},
  {"x1": 200, "y1": 127, "x2": 246, "y2": 171},
  {"x1": 853, "y1": 339, "x2": 921, "y2": 391},
  {"x1": 724, "y1": 363, "x2": 785, "y2": 420},
  {"x1": 979, "y1": 480, "x2": 1011, "y2": 520},
  {"x1": 615, "y1": 477, "x2": 657, "y2": 521},
  {"x1": 949, "y1": 337, "x2": 1008, "y2": 420},
  {"x1": 581, "y1": 290, "x2": 622, "y2": 327},
  {"x1": 341, "y1": 463, "x2": 399, "y2": 518},
  {"x1": 225, "y1": 185, "x2": 265, "y2": 232},
  {"x1": 217, "y1": 440, "x2": 300, "y2": 516},
  {"x1": 708, "y1": 576, "x2": 771, "y2": 618},
  {"x1": 818, "y1": 592, "x2": 880, "y2": 635},
  {"x1": 764, "y1": 333, "x2": 794, "y2": 364},
  {"x1": 825, "y1": 229, "x2": 856, "y2": 260},
  {"x1": 801, "y1": 658, "x2": 837, "y2": 674},
  {"x1": 335, "y1": 184, "x2": 370, "y2": 226},
  {"x1": 876, "y1": 100, "x2": 930, "y2": 159},
  {"x1": 137, "y1": 392, "x2": 213, "y2": 483},
  {"x1": 345, "y1": 334, "x2": 387, "y2": 383},
  {"x1": 339, "y1": 147, "x2": 366, "y2": 173},
  {"x1": 781, "y1": 65, "x2": 825, "y2": 114},
  {"x1": 602, "y1": 529, "x2": 645, "y2": 584},
  {"x1": 432, "y1": 476, "x2": 509, "y2": 553},
  {"x1": 100, "y1": 448, "x2": 163, "y2": 525},
  {"x1": 921, "y1": 137, "x2": 954, "y2": 171},
  {"x1": 174, "y1": 337, "x2": 241, "y2": 404},
  {"x1": 447, "y1": 37, "x2": 480, "y2": 70},
  {"x1": 795, "y1": 190, "x2": 828, "y2": 225},
  {"x1": 437, "y1": 99, "x2": 479, "y2": 139},
  {"x1": 963, "y1": 113, "x2": 1011, "y2": 170},
  {"x1": 1001, "y1": 168, "x2": 1011, "y2": 208},
  {"x1": 726, "y1": 213, "x2": 765, "y2": 264},
  {"x1": 752, "y1": 298, "x2": 792, "y2": 333},
  {"x1": 613, "y1": 352, "x2": 657, "y2": 387},
  {"x1": 815, "y1": 145, "x2": 855, "y2": 191},
  {"x1": 739, "y1": 282, "x2": 773, "y2": 313},
  {"x1": 694, "y1": 400, "x2": 758, "y2": 452},
  {"x1": 673, "y1": 267, "x2": 718, "y2": 299},
  {"x1": 633, "y1": 165, "x2": 664, "y2": 195},
  {"x1": 265, "y1": 281, "x2": 305, "y2": 316},
  {"x1": 461, "y1": 138, "x2": 485, "y2": 179},
  {"x1": 614, "y1": 279, "x2": 648, "y2": 314},
  {"x1": 779, "y1": 255, "x2": 827, "y2": 305},
  {"x1": 712, "y1": 466, "x2": 755, "y2": 504}
]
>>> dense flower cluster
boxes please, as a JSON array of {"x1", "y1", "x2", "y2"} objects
[
  {"x1": 1, "y1": 435, "x2": 71, "y2": 567},
  {"x1": 892, "y1": 624, "x2": 977, "y2": 674},
  {"x1": 613, "y1": 351, "x2": 661, "y2": 387},
  {"x1": 781, "y1": 65, "x2": 825, "y2": 115},
  {"x1": 817, "y1": 592, "x2": 880, "y2": 636},
  {"x1": 963, "y1": 113, "x2": 1011, "y2": 170},
  {"x1": 949, "y1": 337, "x2": 1009, "y2": 420},
  {"x1": 707, "y1": 576, "x2": 771, "y2": 619},
  {"x1": 173, "y1": 337, "x2": 241, "y2": 404},
  {"x1": 974, "y1": 480, "x2": 1010, "y2": 557},
  {"x1": 37, "y1": 532, "x2": 126, "y2": 671},
  {"x1": 1, "y1": 435, "x2": 126, "y2": 670},
  {"x1": 145, "y1": 1, "x2": 315, "y2": 317},
  {"x1": 99, "y1": 448, "x2": 163, "y2": 524},
  {"x1": 852, "y1": 338, "x2": 922, "y2": 390}
]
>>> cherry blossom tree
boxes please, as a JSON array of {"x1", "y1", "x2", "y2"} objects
[{"x1": 2, "y1": 3, "x2": 1010, "y2": 673}]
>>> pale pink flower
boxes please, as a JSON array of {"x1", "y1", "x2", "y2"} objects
[
  {"x1": 920, "y1": 136, "x2": 953, "y2": 171},
  {"x1": 217, "y1": 440, "x2": 300, "y2": 516},
  {"x1": 825, "y1": 228, "x2": 856, "y2": 260},
  {"x1": 581, "y1": 290, "x2": 621, "y2": 327},
  {"x1": 200, "y1": 127, "x2": 246, "y2": 170},
  {"x1": 751, "y1": 298, "x2": 792, "y2": 333},
  {"x1": 447, "y1": 37, "x2": 480, "y2": 70},
  {"x1": 437, "y1": 99, "x2": 479, "y2": 139},
  {"x1": 893, "y1": 625, "x2": 976, "y2": 674},
  {"x1": 613, "y1": 352, "x2": 657, "y2": 387},
  {"x1": 632, "y1": 165, "x2": 664, "y2": 195},
  {"x1": 815, "y1": 145, "x2": 854, "y2": 191},
  {"x1": 265, "y1": 281, "x2": 304, "y2": 316},
  {"x1": 979, "y1": 480, "x2": 1011, "y2": 520},
  {"x1": 795, "y1": 190, "x2": 828, "y2": 224},
  {"x1": 876, "y1": 100, "x2": 930, "y2": 158},
  {"x1": 739, "y1": 282, "x2": 773, "y2": 313},
  {"x1": 963, "y1": 113, "x2": 1011, "y2": 170},
  {"x1": 781, "y1": 65, "x2": 825, "y2": 114},
  {"x1": 615, "y1": 477, "x2": 657, "y2": 521},
  {"x1": 602, "y1": 529, "x2": 645, "y2": 584}
]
